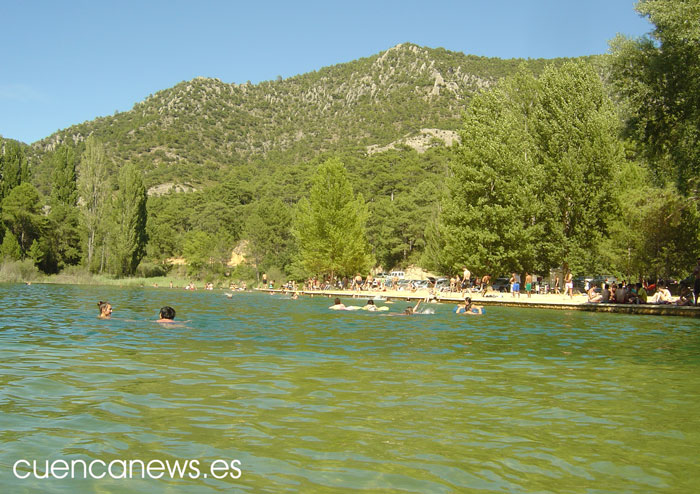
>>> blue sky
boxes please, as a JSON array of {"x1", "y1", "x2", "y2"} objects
[{"x1": 1, "y1": 0, "x2": 651, "y2": 144}]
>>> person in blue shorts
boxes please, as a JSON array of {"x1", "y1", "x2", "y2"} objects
[{"x1": 510, "y1": 272, "x2": 520, "y2": 298}]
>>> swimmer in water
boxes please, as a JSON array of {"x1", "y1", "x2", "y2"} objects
[
  {"x1": 156, "y1": 306, "x2": 176, "y2": 323},
  {"x1": 363, "y1": 299, "x2": 378, "y2": 311},
  {"x1": 329, "y1": 297, "x2": 346, "y2": 310},
  {"x1": 403, "y1": 299, "x2": 422, "y2": 315},
  {"x1": 97, "y1": 301, "x2": 113, "y2": 319},
  {"x1": 455, "y1": 297, "x2": 484, "y2": 315}
]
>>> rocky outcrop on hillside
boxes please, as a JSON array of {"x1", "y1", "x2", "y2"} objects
[{"x1": 366, "y1": 128, "x2": 460, "y2": 155}]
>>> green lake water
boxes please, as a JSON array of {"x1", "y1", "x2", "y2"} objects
[{"x1": 1, "y1": 283, "x2": 699, "y2": 493}]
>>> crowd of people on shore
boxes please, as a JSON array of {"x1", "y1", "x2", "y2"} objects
[
  {"x1": 274, "y1": 256, "x2": 700, "y2": 308},
  {"x1": 584, "y1": 280, "x2": 692, "y2": 306},
  {"x1": 291, "y1": 267, "x2": 575, "y2": 301},
  {"x1": 579, "y1": 258, "x2": 700, "y2": 307}
]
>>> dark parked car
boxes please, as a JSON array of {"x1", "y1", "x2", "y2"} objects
[
  {"x1": 432, "y1": 277, "x2": 450, "y2": 292},
  {"x1": 573, "y1": 276, "x2": 594, "y2": 294},
  {"x1": 679, "y1": 274, "x2": 694, "y2": 290},
  {"x1": 491, "y1": 277, "x2": 511, "y2": 292},
  {"x1": 591, "y1": 275, "x2": 617, "y2": 288}
]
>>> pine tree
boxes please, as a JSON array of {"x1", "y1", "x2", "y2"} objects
[
  {"x1": 294, "y1": 158, "x2": 373, "y2": 279},
  {"x1": 0, "y1": 140, "x2": 30, "y2": 244},
  {"x1": 244, "y1": 197, "x2": 294, "y2": 278},
  {"x1": 0, "y1": 140, "x2": 30, "y2": 199},
  {"x1": 0, "y1": 231, "x2": 21, "y2": 261},
  {"x1": 1, "y1": 183, "x2": 45, "y2": 258}
]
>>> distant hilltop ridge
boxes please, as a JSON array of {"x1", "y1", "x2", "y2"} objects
[{"x1": 29, "y1": 43, "x2": 581, "y2": 191}]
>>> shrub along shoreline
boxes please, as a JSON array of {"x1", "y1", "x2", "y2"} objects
[{"x1": 0, "y1": 260, "x2": 251, "y2": 289}]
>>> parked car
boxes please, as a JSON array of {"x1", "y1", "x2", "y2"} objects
[
  {"x1": 669, "y1": 274, "x2": 695, "y2": 296},
  {"x1": 573, "y1": 276, "x2": 594, "y2": 293},
  {"x1": 413, "y1": 279, "x2": 430, "y2": 289},
  {"x1": 491, "y1": 277, "x2": 511, "y2": 292},
  {"x1": 389, "y1": 271, "x2": 405, "y2": 279},
  {"x1": 591, "y1": 275, "x2": 618, "y2": 288},
  {"x1": 396, "y1": 279, "x2": 412, "y2": 290},
  {"x1": 434, "y1": 277, "x2": 450, "y2": 292},
  {"x1": 679, "y1": 274, "x2": 694, "y2": 290}
]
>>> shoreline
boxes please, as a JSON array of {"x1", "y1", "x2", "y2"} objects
[
  {"x1": 7, "y1": 279, "x2": 698, "y2": 318},
  {"x1": 258, "y1": 288, "x2": 700, "y2": 319}
]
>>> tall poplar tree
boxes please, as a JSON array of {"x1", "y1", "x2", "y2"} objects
[
  {"x1": 442, "y1": 62, "x2": 625, "y2": 277},
  {"x1": 46, "y1": 145, "x2": 81, "y2": 271},
  {"x1": 441, "y1": 69, "x2": 542, "y2": 275},
  {"x1": 609, "y1": 0, "x2": 700, "y2": 194},
  {"x1": 110, "y1": 163, "x2": 148, "y2": 277},
  {"x1": 294, "y1": 158, "x2": 373, "y2": 279},
  {"x1": 533, "y1": 61, "x2": 623, "y2": 274},
  {"x1": 78, "y1": 137, "x2": 109, "y2": 271}
]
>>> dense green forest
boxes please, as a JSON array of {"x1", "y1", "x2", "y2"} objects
[{"x1": 1, "y1": 1, "x2": 698, "y2": 284}]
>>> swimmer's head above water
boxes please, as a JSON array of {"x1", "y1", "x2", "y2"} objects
[
  {"x1": 97, "y1": 301, "x2": 112, "y2": 319},
  {"x1": 157, "y1": 306, "x2": 176, "y2": 322}
]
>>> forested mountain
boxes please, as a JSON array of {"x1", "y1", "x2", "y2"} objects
[
  {"x1": 28, "y1": 43, "x2": 575, "y2": 193},
  {"x1": 3, "y1": 43, "x2": 598, "y2": 279}
]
